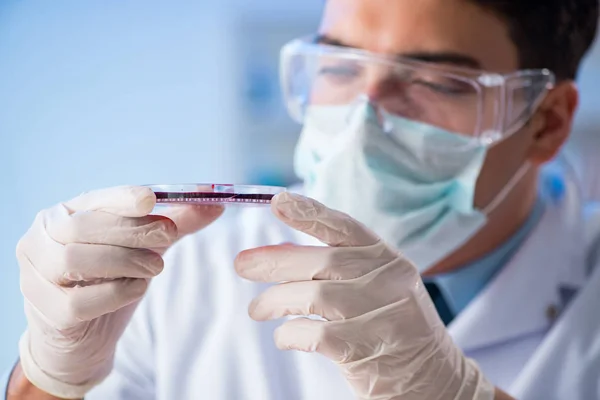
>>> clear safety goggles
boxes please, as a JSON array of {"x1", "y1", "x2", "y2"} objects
[{"x1": 280, "y1": 36, "x2": 556, "y2": 146}]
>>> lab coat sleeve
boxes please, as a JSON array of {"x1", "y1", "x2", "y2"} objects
[
  {"x1": 86, "y1": 291, "x2": 156, "y2": 399},
  {"x1": 511, "y1": 252, "x2": 600, "y2": 399}
]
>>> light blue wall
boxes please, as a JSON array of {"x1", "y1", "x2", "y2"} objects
[
  {"x1": 0, "y1": 0, "x2": 316, "y2": 370},
  {"x1": 0, "y1": 0, "x2": 323, "y2": 371}
]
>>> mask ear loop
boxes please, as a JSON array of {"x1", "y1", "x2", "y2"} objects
[
  {"x1": 480, "y1": 80, "x2": 553, "y2": 215},
  {"x1": 482, "y1": 162, "x2": 531, "y2": 215}
]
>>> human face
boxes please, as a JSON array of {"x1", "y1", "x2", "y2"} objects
[{"x1": 318, "y1": 0, "x2": 576, "y2": 210}]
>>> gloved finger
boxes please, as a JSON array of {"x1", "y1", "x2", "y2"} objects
[
  {"x1": 63, "y1": 186, "x2": 156, "y2": 217},
  {"x1": 274, "y1": 302, "x2": 437, "y2": 365},
  {"x1": 57, "y1": 244, "x2": 164, "y2": 283},
  {"x1": 248, "y1": 258, "x2": 417, "y2": 321},
  {"x1": 19, "y1": 232, "x2": 164, "y2": 284},
  {"x1": 154, "y1": 204, "x2": 224, "y2": 239},
  {"x1": 248, "y1": 265, "x2": 414, "y2": 321},
  {"x1": 45, "y1": 205, "x2": 177, "y2": 248},
  {"x1": 271, "y1": 192, "x2": 380, "y2": 248},
  {"x1": 235, "y1": 241, "x2": 395, "y2": 282},
  {"x1": 249, "y1": 280, "x2": 347, "y2": 321},
  {"x1": 63, "y1": 278, "x2": 149, "y2": 323},
  {"x1": 274, "y1": 318, "x2": 347, "y2": 362},
  {"x1": 20, "y1": 256, "x2": 149, "y2": 329}
]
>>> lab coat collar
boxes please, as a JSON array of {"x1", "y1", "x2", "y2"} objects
[{"x1": 448, "y1": 168, "x2": 587, "y2": 352}]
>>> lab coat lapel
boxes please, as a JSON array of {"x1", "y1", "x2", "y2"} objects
[{"x1": 448, "y1": 191, "x2": 587, "y2": 352}]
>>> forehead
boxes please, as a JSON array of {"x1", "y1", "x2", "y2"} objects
[{"x1": 320, "y1": 0, "x2": 518, "y2": 73}]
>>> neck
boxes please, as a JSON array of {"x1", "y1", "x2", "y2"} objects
[{"x1": 422, "y1": 169, "x2": 539, "y2": 276}]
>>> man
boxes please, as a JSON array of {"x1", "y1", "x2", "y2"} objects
[{"x1": 5, "y1": 0, "x2": 600, "y2": 399}]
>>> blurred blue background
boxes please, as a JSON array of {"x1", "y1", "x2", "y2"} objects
[
  {"x1": 0, "y1": 0, "x2": 599, "y2": 371},
  {"x1": 0, "y1": 0, "x2": 323, "y2": 369}
]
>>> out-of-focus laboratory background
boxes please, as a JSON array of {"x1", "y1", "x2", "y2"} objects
[
  {"x1": 0, "y1": 0, "x2": 599, "y2": 371},
  {"x1": 0, "y1": 0, "x2": 323, "y2": 369}
]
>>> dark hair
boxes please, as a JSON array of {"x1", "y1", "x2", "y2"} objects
[{"x1": 471, "y1": 0, "x2": 599, "y2": 80}]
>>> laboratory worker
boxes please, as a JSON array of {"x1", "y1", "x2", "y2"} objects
[{"x1": 5, "y1": 0, "x2": 600, "y2": 399}]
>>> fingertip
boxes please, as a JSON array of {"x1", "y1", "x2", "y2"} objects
[
  {"x1": 201, "y1": 204, "x2": 226, "y2": 220},
  {"x1": 271, "y1": 192, "x2": 317, "y2": 223},
  {"x1": 248, "y1": 297, "x2": 262, "y2": 321},
  {"x1": 274, "y1": 317, "x2": 318, "y2": 352},
  {"x1": 270, "y1": 192, "x2": 289, "y2": 220},
  {"x1": 248, "y1": 292, "x2": 277, "y2": 321},
  {"x1": 131, "y1": 186, "x2": 157, "y2": 216},
  {"x1": 159, "y1": 204, "x2": 224, "y2": 218},
  {"x1": 129, "y1": 277, "x2": 150, "y2": 298},
  {"x1": 270, "y1": 191, "x2": 289, "y2": 206},
  {"x1": 233, "y1": 250, "x2": 248, "y2": 277},
  {"x1": 65, "y1": 185, "x2": 156, "y2": 216},
  {"x1": 147, "y1": 213, "x2": 179, "y2": 238},
  {"x1": 273, "y1": 324, "x2": 289, "y2": 350},
  {"x1": 147, "y1": 250, "x2": 166, "y2": 277},
  {"x1": 153, "y1": 203, "x2": 225, "y2": 240}
]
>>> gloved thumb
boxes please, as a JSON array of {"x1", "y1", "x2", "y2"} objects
[{"x1": 271, "y1": 192, "x2": 379, "y2": 247}]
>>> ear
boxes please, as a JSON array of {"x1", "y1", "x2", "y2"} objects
[{"x1": 527, "y1": 81, "x2": 579, "y2": 165}]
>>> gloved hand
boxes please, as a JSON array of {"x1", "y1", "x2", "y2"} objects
[
  {"x1": 235, "y1": 192, "x2": 495, "y2": 400},
  {"x1": 16, "y1": 186, "x2": 223, "y2": 399}
]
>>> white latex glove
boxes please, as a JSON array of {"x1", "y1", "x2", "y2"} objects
[
  {"x1": 16, "y1": 186, "x2": 223, "y2": 399},
  {"x1": 235, "y1": 192, "x2": 495, "y2": 400}
]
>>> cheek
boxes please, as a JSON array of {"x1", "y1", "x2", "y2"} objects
[{"x1": 473, "y1": 128, "x2": 534, "y2": 208}]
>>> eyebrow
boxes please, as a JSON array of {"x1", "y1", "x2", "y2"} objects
[{"x1": 315, "y1": 34, "x2": 482, "y2": 70}]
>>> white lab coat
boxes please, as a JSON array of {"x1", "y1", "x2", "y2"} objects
[{"x1": 88, "y1": 160, "x2": 600, "y2": 400}]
